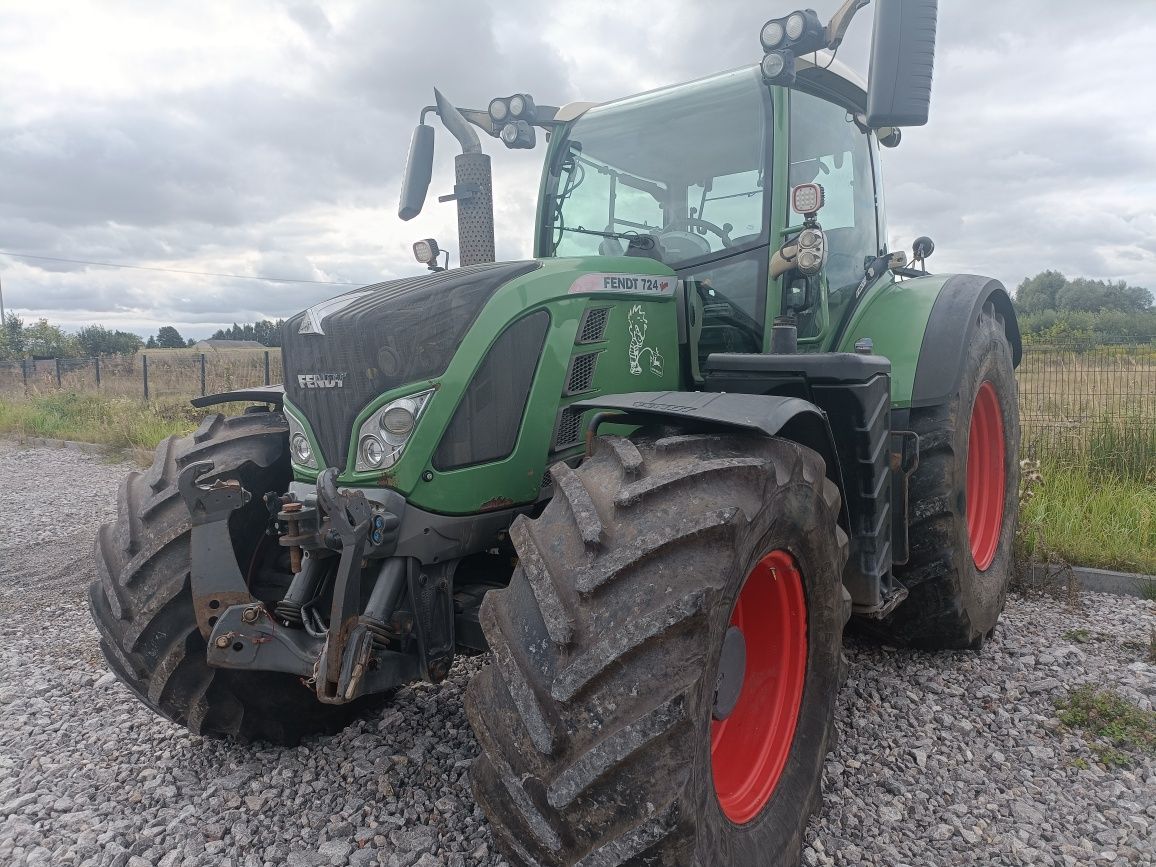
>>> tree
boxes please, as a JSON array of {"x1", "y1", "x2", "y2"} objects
[
  {"x1": 209, "y1": 318, "x2": 285, "y2": 347},
  {"x1": 1015, "y1": 270, "x2": 1067, "y2": 315},
  {"x1": 1057, "y1": 277, "x2": 1152, "y2": 314},
  {"x1": 1016, "y1": 270, "x2": 1153, "y2": 315},
  {"x1": 0, "y1": 313, "x2": 25, "y2": 360},
  {"x1": 187, "y1": 338, "x2": 196, "y2": 347},
  {"x1": 76, "y1": 324, "x2": 144, "y2": 356},
  {"x1": 146, "y1": 335, "x2": 157, "y2": 349},
  {"x1": 155, "y1": 326, "x2": 186, "y2": 349},
  {"x1": 23, "y1": 318, "x2": 80, "y2": 358}
]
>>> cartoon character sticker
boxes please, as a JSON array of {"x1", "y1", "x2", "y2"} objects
[{"x1": 627, "y1": 304, "x2": 664, "y2": 377}]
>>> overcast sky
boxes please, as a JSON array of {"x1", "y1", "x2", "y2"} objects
[{"x1": 1, "y1": 0, "x2": 1154, "y2": 338}]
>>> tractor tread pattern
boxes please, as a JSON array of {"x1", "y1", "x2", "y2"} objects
[
  {"x1": 88, "y1": 411, "x2": 377, "y2": 745},
  {"x1": 466, "y1": 433, "x2": 849, "y2": 867}
]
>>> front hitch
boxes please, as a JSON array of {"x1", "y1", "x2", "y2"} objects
[{"x1": 178, "y1": 463, "x2": 418, "y2": 703}]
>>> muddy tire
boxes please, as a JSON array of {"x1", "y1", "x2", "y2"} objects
[
  {"x1": 884, "y1": 302, "x2": 1020, "y2": 649},
  {"x1": 88, "y1": 411, "x2": 378, "y2": 745},
  {"x1": 465, "y1": 433, "x2": 849, "y2": 866}
]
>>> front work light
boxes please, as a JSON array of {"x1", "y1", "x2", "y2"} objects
[
  {"x1": 791, "y1": 182, "x2": 825, "y2": 217},
  {"x1": 413, "y1": 238, "x2": 440, "y2": 265},
  {"x1": 499, "y1": 120, "x2": 536, "y2": 149},
  {"x1": 760, "y1": 19, "x2": 786, "y2": 51},
  {"x1": 761, "y1": 51, "x2": 796, "y2": 85},
  {"x1": 488, "y1": 98, "x2": 508, "y2": 122},
  {"x1": 760, "y1": 8, "x2": 827, "y2": 75}
]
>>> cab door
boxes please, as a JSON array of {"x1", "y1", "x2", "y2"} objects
[{"x1": 786, "y1": 89, "x2": 883, "y2": 350}]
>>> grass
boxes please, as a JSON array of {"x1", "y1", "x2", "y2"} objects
[
  {"x1": 1055, "y1": 684, "x2": 1156, "y2": 768},
  {"x1": 1, "y1": 381, "x2": 1153, "y2": 577},
  {"x1": 0, "y1": 391, "x2": 203, "y2": 451},
  {"x1": 1019, "y1": 460, "x2": 1156, "y2": 575}
]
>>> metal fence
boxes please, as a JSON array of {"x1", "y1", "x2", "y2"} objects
[
  {"x1": 0, "y1": 349, "x2": 283, "y2": 400},
  {"x1": 1017, "y1": 336, "x2": 1156, "y2": 480},
  {"x1": 2, "y1": 339, "x2": 1153, "y2": 478}
]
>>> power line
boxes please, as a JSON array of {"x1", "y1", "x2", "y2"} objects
[{"x1": 0, "y1": 250, "x2": 366, "y2": 286}]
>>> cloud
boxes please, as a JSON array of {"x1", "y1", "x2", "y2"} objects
[{"x1": 0, "y1": 0, "x2": 1153, "y2": 338}]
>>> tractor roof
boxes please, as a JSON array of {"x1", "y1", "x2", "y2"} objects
[{"x1": 556, "y1": 50, "x2": 868, "y2": 125}]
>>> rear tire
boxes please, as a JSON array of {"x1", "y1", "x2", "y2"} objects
[
  {"x1": 465, "y1": 433, "x2": 849, "y2": 866},
  {"x1": 88, "y1": 412, "x2": 380, "y2": 745},
  {"x1": 883, "y1": 302, "x2": 1020, "y2": 649}
]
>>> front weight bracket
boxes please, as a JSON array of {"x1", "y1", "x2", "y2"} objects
[{"x1": 177, "y1": 460, "x2": 257, "y2": 639}]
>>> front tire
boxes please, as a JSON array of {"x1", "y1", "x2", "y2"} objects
[
  {"x1": 465, "y1": 433, "x2": 849, "y2": 866},
  {"x1": 88, "y1": 412, "x2": 380, "y2": 745}
]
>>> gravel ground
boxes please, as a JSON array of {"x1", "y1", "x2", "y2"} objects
[{"x1": 0, "y1": 439, "x2": 1153, "y2": 867}]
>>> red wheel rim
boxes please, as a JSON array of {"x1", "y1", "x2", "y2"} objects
[
  {"x1": 966, "y1": 380, "x2": 1006, "y2": 571},
  {"x1": 711, "y1": 549, "x2": 807, "y2": 825}
]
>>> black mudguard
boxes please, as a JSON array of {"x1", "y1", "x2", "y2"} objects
[
  {"x1": 191, "y1": 384, "x2": 285, "y2": 409},
  {"x1": 910, "y1": 275, "x2": 1021, "y2": 408},
  {"x1": 572, "y1": 390, "x2": 848, "y2": 530}
]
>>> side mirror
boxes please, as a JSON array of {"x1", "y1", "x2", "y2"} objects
[
  {"x1": 866, "y1": 0, "x2": 938, "y2": 128},
  {"x1": 398, "y1": 124, "x2": 435, "y2": 221}
]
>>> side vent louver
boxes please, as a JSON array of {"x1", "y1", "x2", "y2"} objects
[
  {"x1": 565, "y1": 352, "x2": 599, "y2": 396},
  {"x1": 553, "y1": 406, "x2": 583, "y2": 451},
  {"x1": 577, "y1": 307, "x2": 610, "y2": 344}
]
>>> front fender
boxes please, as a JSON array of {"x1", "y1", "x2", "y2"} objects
[
  {"x1": 837, "y1": 273, "x2": 1020, "y2": 408},
  {"x1": 572, "y1": 390, "x2": 847, "y2": 528}
]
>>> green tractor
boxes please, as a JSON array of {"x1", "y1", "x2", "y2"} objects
[{"x1": 90, "y1": 1, "x2": 1021, "y2": 863}]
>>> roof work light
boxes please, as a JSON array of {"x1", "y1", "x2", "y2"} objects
[{"x1": 759, "y1": 6, "x2": 832, "y2": 85}]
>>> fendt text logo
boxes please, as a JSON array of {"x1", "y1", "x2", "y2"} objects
[{"x1": 297, "y1": 373, "x2": 347, "y2": 389}]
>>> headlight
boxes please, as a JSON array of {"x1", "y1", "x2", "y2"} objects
[
  {"x1": 285, "y1": 408, "x2": 319, "y2": 469},
  {"x1": 488, "y1": 98, "x2": 507, "y2": 122},
  {"x1": 291, "y1": 433, "x2": 312, "y2": 464},
  {"x1": 359, "y1": 435, "x2": 387, "y2": 468},
  {"x1": 381, "y1": 401, "x2": 417, "y2": 435},
  {"x1": 354, "y1": 389, "x2": 434, "y2": 473},
  {"x1": 508, "y1": 94, "x2": 525, "y2": 117}
]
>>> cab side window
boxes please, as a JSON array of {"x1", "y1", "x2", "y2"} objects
[{"x1": 788, "y1": 91, "x2": 879, "y2": 330}]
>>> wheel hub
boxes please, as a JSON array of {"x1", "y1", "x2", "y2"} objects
[{"x1": 712, "y1": 626, "x2": 747, "y2": 721}]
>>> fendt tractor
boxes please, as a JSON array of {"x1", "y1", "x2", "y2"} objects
[{"x1": 91, "y1": 1, "x2": 1022, "y2": 863}]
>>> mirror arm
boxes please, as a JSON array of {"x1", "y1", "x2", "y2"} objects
[{"x1": 825, "y1": 0, "x2": 870, "y2": 50}]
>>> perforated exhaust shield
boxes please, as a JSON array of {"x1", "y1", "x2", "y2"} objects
[{"x1": 283, "y1": 261, "x2": 540, "y2": 471}]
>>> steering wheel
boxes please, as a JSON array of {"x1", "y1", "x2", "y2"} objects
[{"x1": 665, "y1": 216, "x2": 733, "y2": 247}]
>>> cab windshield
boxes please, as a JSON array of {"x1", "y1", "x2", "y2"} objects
[{"x1": 541, "y1": 68, "x2": 770, "y2": 269}]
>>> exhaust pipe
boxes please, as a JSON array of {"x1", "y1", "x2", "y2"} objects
[{"x1": 432, "y1": 89, "x2": 496, "y2": 267}]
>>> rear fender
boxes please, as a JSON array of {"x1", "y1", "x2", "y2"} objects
[{"x1": 838, "y1": 273, "x2": 1020, "y2": 407}]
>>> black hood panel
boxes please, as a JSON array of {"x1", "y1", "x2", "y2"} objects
[{"x1": 283, "y1": 261, "x2": 540, "y2": 471}]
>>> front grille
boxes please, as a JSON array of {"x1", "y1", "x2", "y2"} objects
[
  {"x1": 282, "y1": 261, "x2": 539, "y2": 470},
  {"x1": 565, "y1": 352, "x2": 599, "y2": 395},
  {"x1": 554, "y1": 406, "x2": 583, "y2": 451},
  {"x1": 577, "y1": 307, "x2": 611, "y2": 344}
]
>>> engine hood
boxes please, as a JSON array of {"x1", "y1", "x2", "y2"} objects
[{"x1": 283, "y1": 260, "x2": 540, "y2": 471}]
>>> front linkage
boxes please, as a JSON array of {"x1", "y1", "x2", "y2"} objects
[{"x1": 178, "y1": 462, "x2": 454, "y2": 705}]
